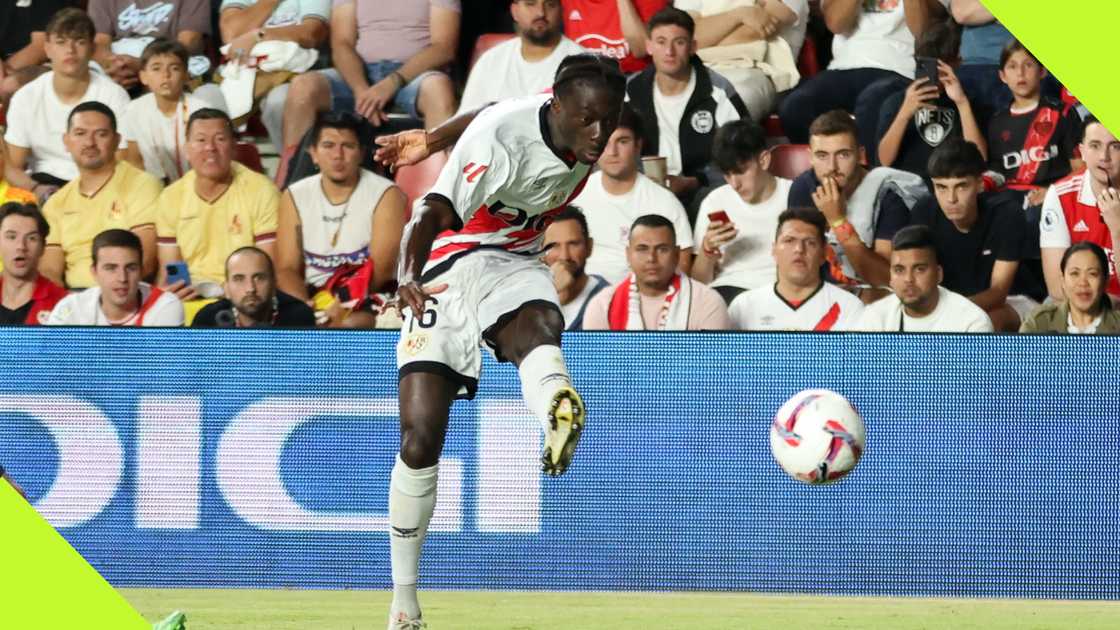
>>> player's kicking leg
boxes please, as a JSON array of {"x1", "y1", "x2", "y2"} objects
[
  {"x1": 387, "y1": 372, "x2": 459, "y2": 629},
  {"x1": 491, "y1": 302, "x2": 585, "y2": 476}
]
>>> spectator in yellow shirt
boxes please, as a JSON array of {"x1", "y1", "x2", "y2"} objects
[
  {"x1": 156, "y1": 108, "x2": 279, "y2": 300},
  {"x1": 41, "y1": 101, "x2": 161, "y2": 288}
]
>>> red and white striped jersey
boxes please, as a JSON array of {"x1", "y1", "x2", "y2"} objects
[
  {"x1": 728, "y1": 282, "x2": 865, "y2": 332},
  {"x1": 421, "y1": 94, "x2": 592, "y2": 280},
  {"x1": 1039, "y1": 171, "x2": 1119, "y2": 295}
]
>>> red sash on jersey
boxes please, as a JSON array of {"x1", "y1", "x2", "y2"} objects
[
  {"x1": 135, "y1": 286, "x2": 166, "y2": 326},
  {"x1": 813, "y1": 302, "x2": 842, "y2": 332},
  {"x1": 1010, "y1": 106, "x2": 1060, "y2": 189},
  {"x1": 606, "y1": 272, "x2": 686, "y2": 331}
]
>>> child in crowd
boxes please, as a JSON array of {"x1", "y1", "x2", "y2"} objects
[
  {"x1": 122, "y1": 39, "x2": 213, "y2": 184},
  {"x1": 986, "y1": 40, "x2": 1080, "y2": 207}
]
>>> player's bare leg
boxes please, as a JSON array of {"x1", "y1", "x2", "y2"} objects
[
  {"x1": 492, "y1": 302, "x2": 586, "y2": 476},
  {"x1": 388, "y1": 372, "x2": 458, "y2": 629}
]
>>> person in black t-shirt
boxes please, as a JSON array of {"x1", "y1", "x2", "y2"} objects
[
  {"x1": 910, "y1": 139, "x2": 1028, "y2": 331},
  {"x1": 192, "y1": 246, "x2": 316, "y2": 328},
  {"x1": 986, "y1": 40, "x2": 1080, "y2": 207},
  {"x1": 876, "y1": 21, "x2": 986, "y2": 181},
  {"x1": 0, "y1": 0, "x2": 73, "y2": 102}
]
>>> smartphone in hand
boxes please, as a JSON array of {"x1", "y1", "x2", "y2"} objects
[
  {"x1": 708, "y1": 210, "x2": 731, "y2": 224},
  {"x1": 915, "y1": 56, "x2": 941, "y2": 91},
  {"x1": 165, "y1": 261, "x2": 191, "y2": 287}
]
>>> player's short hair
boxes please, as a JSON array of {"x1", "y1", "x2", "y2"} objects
[
  {"x1": 891, "y1": 225, "x2": 938, "y2": 263},
  {"x1": 187, "y1": 108, "x2": 235, "y2": 137},
  {"x1": 915, "y1": 19, "x2": 960, "y2": 62},
  {"x1": 311, "y1": 110, "x2": 364, "y2": 145},
  {"x1": 927, "y1": 138, "x2": 986, "y2": 179},
  {"x1": 553, "y1": 54, "x2": 626, "y2": 101},
  {"x1": 140, "y1": 37, "x2": 189, "y2": 68},
  {"x1": 712, "y1": 119, "x2": 768, "y2": 173},
  {"x1": 67, "y1": 101, "x2": 117, "y2": 132},
  {"x1": 999, "y1": 39, "x2": 1038, "y2": 69},
  {"x1": 647, "y1": 6, "x2": 695, "y2": 38},
  {"x1": 630, "y1": 214, "x2": 676, "y2": 242},
  {"x1": 0, "y1": 202, "x2": 50, "y2": 239},
  {"x1": 808, "y1": 110, "x2": 858, "y2": 144},
  {"x1": 225, "y1": 246, "x2": 275, "y2": 279},
  {"x1": 46, "y1": 8, "x2": 96, "y2": 41},
  {"x1": 615, "y1": 104, "x2": 645, "y2": 145},
  {"x1": 92, "y1": 229, "x2": 142, "y2": 265},
  {"x1": 775, "y1": 207, "x2": 827, "y2": 242},
  {"x1": 549, "y1": 206, "x2": 591, "y2": 239}
]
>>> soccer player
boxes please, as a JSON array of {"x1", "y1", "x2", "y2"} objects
[{"x1": 381, "y1": 54, "x2": 625, "y2": 629}]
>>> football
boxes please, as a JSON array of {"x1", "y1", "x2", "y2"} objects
[{"x1": 770, "y1": 389, "x2": 866, "y2": 484}]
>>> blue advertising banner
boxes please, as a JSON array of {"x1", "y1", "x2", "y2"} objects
[{"x1": 0, "y1": 329, "x2": 1116, "y2": 599}]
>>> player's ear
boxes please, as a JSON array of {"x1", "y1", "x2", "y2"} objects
[
  {"x1": 937, "y1": 264, "x2": 944, "y2": 284},
  {"x1": 586, "y1": 237, "x2": 594, "y2": 256},
  {"x1": 758, "y1": 149, "x2": 772, "y2": 172}
]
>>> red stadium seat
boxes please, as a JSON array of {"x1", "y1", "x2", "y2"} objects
[
  {"x1": 768, "y1": 144, "x2": 811, "y2": 180},
  {"x1": 234, "y1": 142, "x2": 265, "y2": 174},
  {"x1": 470, "y1": 33, "x2": 516, "y2": 70},
  {"x1": 395, "y1": 152, "x2": 450, "y2": 217}
]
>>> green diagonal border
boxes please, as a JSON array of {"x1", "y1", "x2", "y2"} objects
[
  {"x1": 0, "y1": 480, "x2": 147, "y2": 628},
  {"x1": 984, "y1": 0, "x2": 1117, "y2": 132}
]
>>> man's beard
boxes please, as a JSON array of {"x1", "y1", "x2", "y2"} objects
[
  {"x1": 235, "y1": 294, "x2": 272, "y2": 322},
  {"x1": 524, "y1": 27, "x2": 561, "y2": 47}
]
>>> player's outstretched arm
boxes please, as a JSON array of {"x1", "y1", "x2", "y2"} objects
[
  {"x1": 396, "y1": 197, "x2": 459, "y2": 317},
  {"x1": 373, "y1": 102, "x2": 495, "y2": 169}
]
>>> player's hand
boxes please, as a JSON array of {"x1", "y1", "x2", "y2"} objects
[
  {"x1": 702, "y1": 218, "x2": 738, "y2": 257},
  {"x1": 356, "y1": 78, "x2": 397, "y2": 126},
  {"x1": 1098, "y1": 186, "x2": 1120, "y2": 233},
  {"x1": 901, "y1": 78, "x2": 939, "y2": 116},
  {"x1": 374, "y1": 129, "x2": 430, "y2": 171},
  {"x1": 397, "y1": 281, "x2": 448, "y2": 319},
  {"x1": 549, "y1": 260, "x2": 576, "y2": 293},
  {"x1": 227, "y1": 31, "x2": 259, "y2": 62},
  {"x1": 163, "y1": 279, "x2": 200, "y2": 302},
  {"x1": 938, "y1": 60, "x2": 967, "y2": 105},
  {"x1": 1025, "y1": 186, "x2": 1048, "y2": 207},
  {"x1": 811, "y1": 175, "x2": 847, "y2": 225}
]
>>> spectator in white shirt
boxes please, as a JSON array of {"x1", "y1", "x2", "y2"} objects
[
  {"x1": 777, "y1": 0, "x2": 947, "y2": 151},
  {"x1": 458, "y1": 0, "x2": 584, "y2": 113},
  {"x1": 47, "y1": 228, "x2": 184, "y2": 326},
  {"x1": 692, "y1": 118, "x2": 791, "y2": 303},
  {"x1": 574, "y1": 104, "x2": 694, "y2": 284},
  {"x1": 3, "y1": 9, "x2": 130, "y2": 200},
  {"x1": 675, "y1": 0, "x2": 809, "y2": 120},
  {"x1": 729, "y1": 207, "x2": 864, "y2": 330},
  {"x1": 857, "y1": 224, "x2": 993, "y2": 332},
  {"x1": 541, "y1": 206, "x2": 610, "y2": 330}
]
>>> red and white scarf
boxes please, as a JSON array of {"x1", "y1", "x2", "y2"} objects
[{"x1": 606, "y1": 272, "x2": 692, "y2": 331}]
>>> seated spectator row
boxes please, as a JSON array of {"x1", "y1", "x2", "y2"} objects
[{"x1": 0, "y1": 1, "x2": 1115, "y2": 335}]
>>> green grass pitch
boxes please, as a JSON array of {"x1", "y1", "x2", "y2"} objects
[{"x1": 121, "y1": 589, "x2": 1120, "y2": 629}]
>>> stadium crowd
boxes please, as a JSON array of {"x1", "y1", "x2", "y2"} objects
[{"x1": 0, "y1": 0, "x2": 1116, "y2": 334}]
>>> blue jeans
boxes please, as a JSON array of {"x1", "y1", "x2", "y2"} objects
[{"x1": 320, "y1": 61, "x2": 442, "y2": 119}]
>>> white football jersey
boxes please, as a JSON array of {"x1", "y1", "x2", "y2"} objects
[
  {"x1": 729, "y1": 282, "x2": 864, "y2": 331},
  {"x1": 421, "y1": 94, "x2": 593, "y2": 280}
]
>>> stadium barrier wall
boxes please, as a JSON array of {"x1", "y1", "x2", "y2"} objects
[{"x1": 0, "y1": 329, "x2": 1117, "y2": 599}]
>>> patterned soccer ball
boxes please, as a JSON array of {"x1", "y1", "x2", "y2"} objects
[{"x1": 770, "y1": 389, "x2": 865, "y2": 484}]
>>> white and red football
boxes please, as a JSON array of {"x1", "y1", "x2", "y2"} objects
[{"x1": 770, "y1": 389, "x2": 866, "y2": 484}]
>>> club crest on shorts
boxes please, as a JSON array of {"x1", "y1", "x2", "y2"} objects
[
  {"x1": 404, "y1": 332, "x2": 429, "y2": 356},
  {"x1": 691, "y1": 110, "x2": 714, "y2": 134}
]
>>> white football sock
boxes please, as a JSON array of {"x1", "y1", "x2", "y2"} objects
[
  {"x1": 517, "y1": 344, "x2": 572, "y2": 432},
  {"x1": 389, "y1": 454, "x2": 438, "y2": 618}
]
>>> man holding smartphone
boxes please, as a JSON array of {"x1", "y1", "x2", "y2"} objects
[{"x1": 692, "y1": 119, "x2": 791, "y2": 304}]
